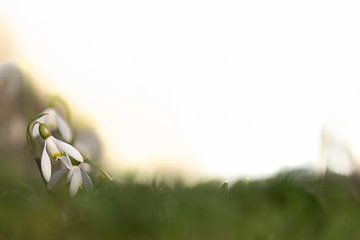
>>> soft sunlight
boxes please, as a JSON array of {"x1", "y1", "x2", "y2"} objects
[{"x1": 2, "y1": 0, "x2": 360, "y2": 179}]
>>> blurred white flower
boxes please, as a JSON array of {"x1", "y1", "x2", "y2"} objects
[
  {"x1": 47, "y1": 162, "x2": 93, "y2": 197},
  {"x1": 32, "y1": 108, "x2": 72, "y2": 142},
  {"x1": 33, "y1": 123, "x2": 83, "y2": 182},
  {"x1": 74, "y1": 128, "x2": 102, "y2": 160}
]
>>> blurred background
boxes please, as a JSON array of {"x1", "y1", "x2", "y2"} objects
[
  {"x1": 1, "y1": 0, "x2": 360, "y2": 181},
  {"x1": 3, "y1": 1, "x2": 360, "y2": 239}
]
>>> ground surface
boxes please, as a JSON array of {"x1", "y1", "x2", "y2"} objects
[{"x1": 1, "y1": 158, "x2": 360, "y2": 240}]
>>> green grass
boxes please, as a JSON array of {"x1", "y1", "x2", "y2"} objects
[{"x1": 1, "y1": 158, "x2": 360, "y2": 240}]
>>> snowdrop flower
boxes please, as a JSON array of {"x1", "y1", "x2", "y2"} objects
[
  {"x1": 32, "y1": 108, "x2": 72, "y2": 142},
  {"x1": 48, "y1": 162, "x2": 93, "y2": 197},
  {"x1": 34, "y1": 123, "x2": 83, "y2": 182}
]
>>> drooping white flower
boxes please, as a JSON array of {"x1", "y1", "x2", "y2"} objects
[
  {"x1": 34, "y1": 123, "x2": 83, "y2": 182},
  {"x1": 47, "y1": 162, "x2": 93, "y2": 197},
  {"x1": 32, "y1": 108, "x2": 72, "y2": 142},
  {"x1": 68, "y1": 163, "x2": 93, "y2": 196}
]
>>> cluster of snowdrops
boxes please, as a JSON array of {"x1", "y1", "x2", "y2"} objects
[{"x1": 26, "y1": 107, "x2": 111, "y2": 196}]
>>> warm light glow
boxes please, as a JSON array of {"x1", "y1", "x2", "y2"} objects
[{"x1": 2, "y1": 0, "x2": 360, "y2": 179}]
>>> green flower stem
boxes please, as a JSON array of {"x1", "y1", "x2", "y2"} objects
[
  {"x1": 26, "y1": 113, "x2": 49, "y2": 185},
  {"x1": 46, "y1": 95, "x2": 71, "y2": 120},
  {"x1": 84, "y1": 158, "x2": 113, "y2": 182}
]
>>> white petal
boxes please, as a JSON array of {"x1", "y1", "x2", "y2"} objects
[
  {"x1": 32, "y1": 122, "x2": 40, "y2": 138},
  {"x1": 67, "y1": 167, "x2": 75, "y2": 182},
  {"x1": 79, "y1": 162, "x2": 91, "y2": 172},
  {"x1": 47, "y1": 168, "x2": 67, "y2": 190},
  {"x1": 81, "y1": 169, "x2": 93, "y2": 190},
  {"x1": 46, "y1": 109, "x2": 57, "y2": 129},
  {"x1": 60, "y1": 155, "x2": 72, "y2": 170},
  {"x1": 69, "y1": 166, "x2": 82, "y2": 197},
  {"x1": 38, "y1": 114, "x2": 48, "y2": 123},
  {"x1": 53, "y1": 138, "x2": 83, "y2": 162},
  {"x1": 56, "y1": 115, "x2": 72, "y2": 142},
  {"x1": 41, "y1": 143, "x2": 51, "y2": 182},
  {"x1": 46, "y1": 137, "x2": 61, "y2": 159},
  {"x1": 31, "y1": 115, "x2": 48, "y2": 137}
]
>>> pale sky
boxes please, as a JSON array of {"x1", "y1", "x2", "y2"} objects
[{"x1": 2, "y1": 0, "x2": 360, "y2": 179}]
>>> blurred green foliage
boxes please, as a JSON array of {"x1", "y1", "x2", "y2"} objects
[{"x1": 1, "y1": 157, "x2": 360, "y2": 240}]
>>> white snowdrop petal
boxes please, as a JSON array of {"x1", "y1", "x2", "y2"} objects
[
  {"x1": 38, "y1": 114, "x2": 48, "y2": 123},
  {"x1": 31, "y1": 114, "x2": 48, "y2": 137},
  {"x1": 56, "y1": 115, "x2": 72, "y2": 142},
  {"x1": 67, "y1": 167, "x2": 75, "y2": 182},
  {"x1": 79, "y1": 162, "x2": 91, "y2": 172},
  {"x1": 46, "y1": 137, "x2": 61, "y2": 159},
  {"x1": 81, "y1": 170, "x2": 93, "y2": 190},
  {"x1": 60, "y1": 155, "x2": 72, "y2": 170},
  {"x1": 32, "y1": 122, "x2": 40, "y2": 138},
  {"x1": 41, "y1": 143, "x2": 51, "y2": 182},
  {"x1": 47, "y1": 168, "x2": 67, "y2": 190},
  {"x1": 70, "y1": 167, "x2": 82, "y2": 197},
  {"x1": 54, "y1": 138, "x2": 83, "y2": 162},
  {"x1": 46, "y1": 109, "x2": 57, "y2": 128}
]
